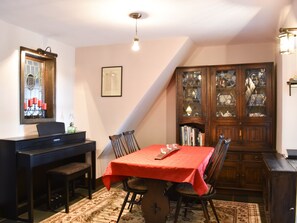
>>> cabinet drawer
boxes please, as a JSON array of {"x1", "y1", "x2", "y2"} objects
[
  {"x1": 226, "y1": 152, "x2": 240, "y2": 161},
  {"x1": 242, "y1": 153, "x2": 262, "y2": 161}
]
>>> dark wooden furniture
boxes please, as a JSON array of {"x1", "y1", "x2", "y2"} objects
[
  {"x1": 263, "y1": 153, "x2": 296, "y2": 223},
  {"x1": 175, "y1": 62, "x2": 276, "y2": 192},
  {"x1": 108, "y1": 134, "x2": 147, "y2": 223},
  {"x1": 37, "y1": 121, "x2": 65, "y2": 136},
  {"x1": 0, "y1": 131, "x2": 96, "y2": 223},
  {"x1": 109, "y1": 134, "x2": 128, "y2": 158},
  {"x1": 102, "y1": 145, "x2": 214, "y2": 223},
  {"x1": 47, "y1": 162, "x2": 92, "y2": 213},
  {"x1": 122, "y1": 130, "x2": 140, "y2": 153},
  {"x1": 174, "y1": 139, "x2": 230, "y2": 223}
]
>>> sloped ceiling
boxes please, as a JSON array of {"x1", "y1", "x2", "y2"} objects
[{"x1": 0, "y1": 0, "x2": 292, "y2": 47}]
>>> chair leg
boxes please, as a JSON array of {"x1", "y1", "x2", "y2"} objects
[
  {"x1": 117, "y1": 192, "x2": 130, "y2": 223},
  {"x1": 183, "y1": 201, "x2": 189, "y2": 218},
  {"x1": 65, "y1": 180, "x2": 69, "y2": 213},
  {"x1": 200, "y1": 200, "x2": 210, "y2": 223},
  {"x1": 129, "y1": 193, "x2": 137, "y2": 211},
  {"x1": 174, "y1": 195, "x2": 183, "y2": 223},
  {"x1": 209, "y1": 199, "x2": 220, "y2": 223}
]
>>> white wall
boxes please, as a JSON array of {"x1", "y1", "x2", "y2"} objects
[
  {"x1": 277, "y1": 0, "x2": 297, "y2": 155},
  {"x1": 0, "y1": 20, "x2": 75, "y2": 138}
]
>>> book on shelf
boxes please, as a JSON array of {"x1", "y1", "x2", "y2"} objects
[{"x1": 180, "y1": 125, "x2": 205, "y2": 146}]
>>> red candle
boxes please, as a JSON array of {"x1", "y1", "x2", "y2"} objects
[
  {"x1": 42, "y1": 103, "x2": 47, "y2": 110},
  {"x1": 33, "y1": 97, "x2": 38, "y2": 104},
  {"x1": 28, "y1": 99, "x2": 33, "y2": 107},
  {"x1": 24, "y1": 102, "x2": 28, "y2": 110},
  {"x1": 38, "y1": 100, "x2": 42, "y2": 107}
]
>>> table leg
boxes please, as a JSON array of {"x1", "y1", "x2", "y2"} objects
[{"x1": 141, "y1": 179, "x2": 170, "y2": 223}]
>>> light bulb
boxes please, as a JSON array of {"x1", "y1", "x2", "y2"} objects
[{"x1": 132, "y1": 37, "x2": 140, "y2": 51}]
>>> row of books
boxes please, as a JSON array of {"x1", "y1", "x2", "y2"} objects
[{"x1": 180, "y1": 125, "x2": 205, "y2": 146}]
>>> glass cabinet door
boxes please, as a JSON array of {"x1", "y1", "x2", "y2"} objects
[
  {"x1": 244, "y1": 67, "x2": 267, "y2": 117},
  {"x1": 215, "y1": 68, "x2": 237, "y2": 118},
  {"x1": 181, "y1": 71, "x2": 203, "y2": 117}
]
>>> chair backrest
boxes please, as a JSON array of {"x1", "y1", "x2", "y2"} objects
[
  {"x1": 204, "y1": 134, "x2": 224, "y2": 177},
  {"x1": 109, "y1": 134, "x2": 128, "y2": 158},
  {"x1": 206, "y1": 138, "x2": 231, "y2": 188},
  {"x1": 36, "y1": 122, "x2": 65, "y2": 136},
  {"x1": 122, "y1": 130, "x2": 140, "y2": 154}
]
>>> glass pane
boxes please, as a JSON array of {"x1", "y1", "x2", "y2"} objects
[
  {"x1": 215, "y1": 69, "x2": 237, "y2": 117},
  {"x1": 24, "y1": 58, "x2": 46, "y2": 119},
  {"x1": 182, "y1": 71, "x2": 202, "y2": 117},
  {"x1": 245, "y1": 68, "x2": 267, "y2": 117}
]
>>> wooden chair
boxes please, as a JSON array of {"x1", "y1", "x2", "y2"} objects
[
  {"x1": 109, "y1": 134, "x2": 147, "y2": 223},
  {"x1": 122, "y1": 130, "x2": 140, "y2": 153},
  {"x1": 173, "y1": 138, "x2": 231, "y2": 223},
  {"x1": 204, "y1": 134, "x2": 225, "y2": 179},
  {"x1": 109, "y1": 134, "x2": 128, "y2": 158}
]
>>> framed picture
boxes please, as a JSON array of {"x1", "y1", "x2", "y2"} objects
[{"x1": 101, "y1": 66, "x2": 122, "y2": 97}]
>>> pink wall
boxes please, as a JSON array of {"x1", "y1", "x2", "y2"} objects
[
  {"x1": 75, "y1": 37, "x2": 194, "y2": 176},
  {"x1": 75, "y1": 1, "x2": 296, "y2": 177}
]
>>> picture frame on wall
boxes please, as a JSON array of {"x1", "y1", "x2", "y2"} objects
[
  {"x1": 101, "y1": 66, "x2": 122, "y2": 97},
  {"x1": 20, "y1": 46, "x2": 57, "y2": 124}
]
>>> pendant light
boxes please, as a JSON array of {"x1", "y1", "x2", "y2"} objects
[{"x1": 129, "y1": 12, "x2": 142, "y2": 51}]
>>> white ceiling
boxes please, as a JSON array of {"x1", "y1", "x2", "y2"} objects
[{"x1": 0, "y1": 0, "x2": 293, "y2": 48}]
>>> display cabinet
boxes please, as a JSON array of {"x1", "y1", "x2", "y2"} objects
[
  {"x1": 176, "y1": 67, "x2": 209, "y2": 146},
  {"x1": 211, "y1": 63, "x2": 275, "y2": 191},
  {"x1": 210, "y1": 63, "x2": 274, "y2": 150},
  {"x1": 175, "y1": 62, "x2": 276, "y2": 192}
]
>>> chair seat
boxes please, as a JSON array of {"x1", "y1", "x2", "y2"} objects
[
  {"x1": 127, "y1": 177, "x2": 147, "y2": 191},
  {"x1": 47, "y1": 162, "x2": 91, "y2": 176},
  {"x1": 176, "y1": 183, "x2": 211, "y2": 196}
]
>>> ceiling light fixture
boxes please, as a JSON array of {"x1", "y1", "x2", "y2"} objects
[
  {"x1": 279, "y1": 27, "x2": 297, "y2": 54},
  {"x1": 129, "y1": 12, "x2": 142, "y2": 52}
]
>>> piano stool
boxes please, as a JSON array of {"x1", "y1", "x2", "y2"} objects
[{"x1": 47, "y1": 162, "x2": 92, "y2": 213}]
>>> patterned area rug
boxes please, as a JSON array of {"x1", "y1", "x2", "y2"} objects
[{"x1": 40, "y1": 186, "x2": 261, "y2": 223}]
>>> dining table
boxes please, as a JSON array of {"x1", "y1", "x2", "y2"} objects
[{"x1": 102, "y1": 144, "x2": 214, "y2": 223}]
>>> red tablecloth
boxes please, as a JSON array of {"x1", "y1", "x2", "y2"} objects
[{"x1": 102, "y1": 144, "x2": 214, "y2": 195}]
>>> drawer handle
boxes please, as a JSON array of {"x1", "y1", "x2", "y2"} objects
[{"x1": 290, "y1": 207, "x2": 295, "y2": 211}]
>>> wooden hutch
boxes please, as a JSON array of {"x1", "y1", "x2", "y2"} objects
[{"x1": 175, "y1": 62, "x2": 276, "y2": 193}]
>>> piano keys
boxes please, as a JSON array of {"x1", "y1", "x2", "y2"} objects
[{"x1": 0, "y1": 131, "x2": 96, "y2": 222}]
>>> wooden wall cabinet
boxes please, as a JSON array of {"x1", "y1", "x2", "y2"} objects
[
  {"x1": 217, "y1": 152, "x2": 263, "y2": 190},
  {"x1": 175, "y1": 62, "x2": 276, "y2": 192}
]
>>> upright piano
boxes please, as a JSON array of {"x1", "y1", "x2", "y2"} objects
[{"x1": 0, "y1": 131, "x2": 96, "y2": 222}]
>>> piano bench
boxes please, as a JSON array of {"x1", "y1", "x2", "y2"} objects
[{"x1": 47, "y1": 162, "x2": 92, "y2": 213}]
